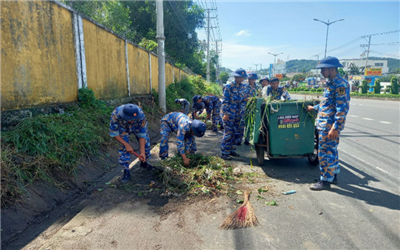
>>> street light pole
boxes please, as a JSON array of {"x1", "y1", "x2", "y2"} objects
[
  {"x1": 313, "y1": 18, "x2": 344, "y2": 58},
  {"x1": 268, "y1": 52, "x2": 283, "y2": 77}
]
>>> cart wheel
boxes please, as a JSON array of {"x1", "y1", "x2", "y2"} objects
[
  {"x1": 256, "y1": 145, "x2": 265, "y2": 166},
  {"x1": 308, "y1": 129, "x2": 319, "y2": 166}
]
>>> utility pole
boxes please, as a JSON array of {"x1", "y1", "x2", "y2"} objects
[
  {"x1": 206, "y1": 8, "x2": 216, "y2": 82},
  {"x1": 361, "y1": 35, "x2": 372, "y2": 70},
  {"x1": 215, "y1": 40, "x2": 220, "y2": 83},
  {"x1": 268, "y1": 52, "x2": 283, "y2": 77},
  {"x1": 156, "y1": 0, "x2": 166, "y2": 112}
]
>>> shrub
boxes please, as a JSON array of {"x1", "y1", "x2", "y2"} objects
[{"x1": 316, "y1": 88, "x2": 323, "y2": 92}]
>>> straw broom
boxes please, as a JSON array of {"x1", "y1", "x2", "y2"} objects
[{"x1": 219, "y1": 191, "x2": 259, "y2": 229}]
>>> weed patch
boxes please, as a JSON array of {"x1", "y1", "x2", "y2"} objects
[{"x1": 1, "y1": 88, "x2": 114, "y2": 206}]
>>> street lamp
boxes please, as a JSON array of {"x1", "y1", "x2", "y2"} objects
[
  {"x1": 268, "y1": 52, "x2": 283, "y2": 77},
  {"x1": 313, "y1": 18, "x2": 344, "y2": 58},
  {"x1": 253, "y1": 63, "x2": 259, "y2": 72}
]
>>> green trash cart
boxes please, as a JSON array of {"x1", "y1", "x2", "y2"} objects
[{"x1": 251, "y1": 98, "x2": 320, "y2": 166}]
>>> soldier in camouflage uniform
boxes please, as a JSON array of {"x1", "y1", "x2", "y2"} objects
[
  {"x1": 159, "y1": 112, "x2": 206, "y2": 166},
  {"x1": 261, "y1": 77, "x2": 292, "y2": 101},
  {"x1": 307, "y1": 56, "x2": 350, "y2": 190},
  {"x1": 192, "y1": 95, "x2": 222, "y2": 132},
  {"x1": 109, "y1": 104, "x2": 151, "y2": 183},
  {"x1": 175, "y1": 98, "x2": 190, "y2": 115},
  {"x1": 221, "y1": 68, "x2": 247, "y2": 160},
  {"x1": 237, "y1": 72, "x2": 260, "y2": 145}
]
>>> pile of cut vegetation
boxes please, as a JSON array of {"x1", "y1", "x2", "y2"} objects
[{"x1": 156, "y1": 154, "x2": 239, "y2": 196}]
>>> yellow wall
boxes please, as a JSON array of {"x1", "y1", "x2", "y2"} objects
[
  {"x1": 1, "y1": 1, "x2": 77, "y2": 111},
  {"x1": 82, "y1": 19, "x2": 128, "y2": 100},
  {"x1": 181, "y1": 71, "x2": 188, "y2": 80},
  {"x1": 165, "y1": 63, "x2": 173, "y2": 87},
  {"x1": 173, "y1": 67, "x2": 180, "y2": 82},
  {"x1": 151, "y1": 54, "x2": 159, "y2": 92},
  {"x1": 128, "y1": 45, "x2": 150, "y2": 95}
]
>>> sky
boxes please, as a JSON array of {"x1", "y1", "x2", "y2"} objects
[{"x1": 196, "y1": 0, "x2": 400, "y2": 71}]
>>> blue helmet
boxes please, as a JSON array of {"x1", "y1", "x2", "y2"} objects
[
  {"x1": 232, "y1": 68, "x2": 248, "y2": 77},
  {"x1": 175, "y1": 99, "x2": 179, "y2": 103},
  {"x1": 269, "y1": 77, "x2": 279, "y2": 83},
  {"x1": 192, "y1": 95, "x2": 202, "y2": 103},
  {"x1": 118, "y1": 104, "x2": 143, "y2": 120},
  {"x1": 191, "y1": 120, "x2": 206, "y2": 137},
  {"x1": 316, "y1": 56, "x2": 343, "y2": 68},
  {"x1": 247, "y1": 73, "x2": 258, "y2": 80}
]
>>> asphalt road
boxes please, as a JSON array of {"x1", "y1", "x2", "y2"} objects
[
  {"x1": 196, "y1": 96, "x2": 400, "y2": 249},
  {"x1": 12, "y1": 97, "x2": 400, "y2": 250}
]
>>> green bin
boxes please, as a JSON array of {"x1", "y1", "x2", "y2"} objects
[{"x1": 253, "y1": 99, "x2": 319, "y2": 157}]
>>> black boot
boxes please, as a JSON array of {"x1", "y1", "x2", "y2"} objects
[
  {"x1": 332, "y1": 174, "x2": 338, "y2": 185},
  {"x1": 230, "y1": 151, "x2": 240, "y2": 157},
  {"x1": 120, "y1": 169, "x2": 131, "y2": 184},
  {"x1": 221, "y1": 154, "x2": 231, "y2": 160},
  {"x1": 244, "y1": 139, "x2": 250, "y2": 145},
  {"x1": 309, "y1": 180, "x2": 331, "y2": 190}
]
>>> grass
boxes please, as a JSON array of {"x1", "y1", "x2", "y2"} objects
[
  {"x1": 1, "y1": 88, "x2": 117, "y2": 206},
  {"x1": 152, "y1": 75, "x2": 222, "y2": 113}
]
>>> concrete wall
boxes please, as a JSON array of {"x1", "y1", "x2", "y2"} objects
[
  {"x1": 1, "y1": 1, "x2": 194, "y2": 112},
  {"x1": 151, "y1": 54, "x2": 159, "y2": 91},
  {"x1": 128, "y1": 44, "x2": 150, "y2": 95},
  {"x1": 165, "y1": 63, "x2": 173, "y2": 86},
  {"x1": 174, "y1": 67, "x2": 180, "y2": 82},
  {"x1": 1, "y1": 1, "x2": 78, "y2": 111},
  {"x1": 82, "y1": 19, "x2": 127, "y2": 100}
]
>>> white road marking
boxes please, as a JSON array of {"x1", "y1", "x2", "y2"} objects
[
  {"x1": 379, "y1": 121, "x2": 392, "y2": 124},
  {"x1": 376, "y1": 167, "x2": 389, "y2": 174},
  {"x1": 348, "y1": 115, "x2": 359, "y2": 117},
  {"x1": 362, "y1": 118, "x2": 374, "y2": 121},
  {"x1": 340, "y1": 150, "x2": 397, "y2": 179}
]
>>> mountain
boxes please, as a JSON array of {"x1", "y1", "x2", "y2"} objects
[{"x1": 284, "y1": 57, "x2": 400, "y2": 73}]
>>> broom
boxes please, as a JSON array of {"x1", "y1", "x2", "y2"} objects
[{"x1": 219, "y1": 191, "x2": 259, "y2": 230}]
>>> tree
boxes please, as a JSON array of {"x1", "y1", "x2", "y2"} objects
[
  {"x1": 65, "y1": 1, "x2": 132, "y2": 36},
  {"x1": 219, "y1": 72, "x2": 229, "y2": 84},
  {"x1": 338, "y1": 68, "x2": 346, "y2": 77},
  {"x1": 122, "y1": 1, "x2": 205, "y2": 74},
  {"x1": 348, "y1": 62, "x2": 360, "y2": 75}
]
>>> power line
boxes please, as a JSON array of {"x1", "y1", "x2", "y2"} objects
[{"x1": 361, "y1": 29, "x2": 400, "y2": 38}]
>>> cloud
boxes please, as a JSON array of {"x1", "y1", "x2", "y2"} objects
[{"x1": 235, "y1": 30, "x2": 251, "y2": 37}]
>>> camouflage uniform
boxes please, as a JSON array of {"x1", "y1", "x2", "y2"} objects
[
  {"x1": 261, "y1": 85, "x2": 292, "y2": 101},
  {"x1": 176, "y1": 98, "x2": 190, "y2": 115},
  {"x1": 159, "y1": 112, "x2": 196, "y2": 158},
  {"x1": 313, "y1": 74, "x2": 350, "y2": 182},
  {"x1": 109, "y1": 105, "x2": 151, "y2": 168},
  {"x1": 194, "y1": 96, "x2": 222, "y2": 132},
  {"x1": 221, "y1": 81, "x2": 246, "y2": 155},
  {"x1": 236, "y1": 83, "x2": 260, "y2": 145}
]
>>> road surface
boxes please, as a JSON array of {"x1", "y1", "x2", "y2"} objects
[{"x1": 7, "y1": 97, "x2": 400, "y2": 250}]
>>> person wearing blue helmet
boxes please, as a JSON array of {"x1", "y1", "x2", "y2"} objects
[
  {"x1": 306, "y1": 56, "x2": 350, "y2": 191},
  {"x1": 159, "y1": 112, "x2": 206, "y2": 166},
  {"x1": 261, "y1": 77, "x2": 291, "y2": 101},
  {"x1": 175, "y1": 98, "x2": 190, "y2": 115},
  {"x1": 237, "y1": 72, "x2": 259, "y2": 145},
  {"x1": 109, "y1": 104, "x2": 151, "y2": 183},
  {"x1": 221, "y1": 68, "x2": 247, "y2": 160},
  {"x1": 259, "y1": 77, "x2": 269, "y2": 88},
  {"x1": 192, "y1": 94, "x2": 223, "y2": 133}
]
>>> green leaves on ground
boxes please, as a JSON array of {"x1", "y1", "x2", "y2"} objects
[{"x1": 265, "y1": 200, "x2": 278, "y2": 206}]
